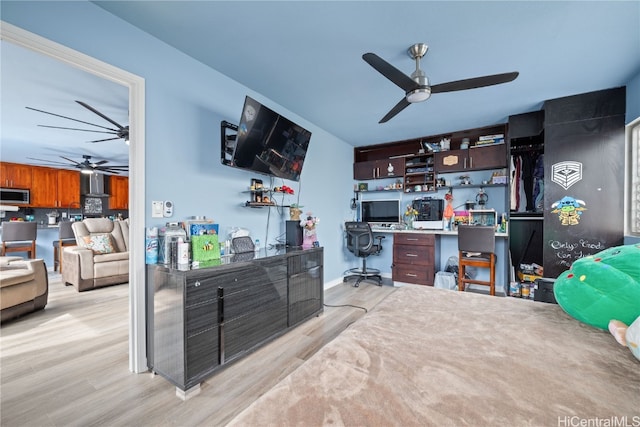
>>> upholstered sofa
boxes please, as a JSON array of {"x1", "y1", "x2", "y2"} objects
[
  {"x1": 62, "y1": 218, "x2": 129, "y2": 292},
  {"x1": 0, "y1": 256, "x2": 49, "y2": 323}
]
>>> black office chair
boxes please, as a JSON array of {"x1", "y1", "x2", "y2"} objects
[{"x1": 343, "y1": 222, "x2": 385, "y2": 287}]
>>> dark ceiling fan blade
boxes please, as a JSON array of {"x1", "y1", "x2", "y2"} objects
[
  {"x1": 86, "y1": 137, "x2": 122, "y2": 143},
  {"x1": 94, "y1": 168, "x2": 121, "y2": 175},
  {"x1": 431, "y1": 71, "x2": 519, "y2": 94},
  {"x1": 379, "y1": 98, "x2": 412, "y2": 123},
  {"x1": 26, "y1": 106, "x2": 119, "y2": 131},
  {"x1": 60, "y1": 156, "x2": 83, "y2": 166},
  {"x1": 363, "y1": 53, "x2": 419, "y2": 93},
  {"x1": 91, "y1": 160, "x2": 109, "y2": 166},
  {"x1": 37, "y1": 124, "x2": 119, "y2": 134},
  {"x1": 76, "y1": 101, "x2": 126, "y2": 130},
  {"x1": 26, "y1": 157, "x2": 70, "y2": 166},
  {"x1": 99, "y1": 165, "x2": 128, "y2": 169}
]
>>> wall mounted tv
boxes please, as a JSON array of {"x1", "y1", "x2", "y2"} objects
[{"x1": 221, "y1": 96, "x2": 312, "y2": 182}]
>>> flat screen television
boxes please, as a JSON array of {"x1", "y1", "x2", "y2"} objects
[
  {"x1": 223, "y1": 96, "x2": 312, "y2": 181},
  {"x1": 361, "y1": 200, "x2": 401, "y2": 226}
]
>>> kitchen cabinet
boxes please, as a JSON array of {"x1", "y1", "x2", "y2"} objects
[
  {"x1": 392, "y1": 233, "x2": 439, "y2": 286},
  {"x1": 434, "y1": 143, "x2": 507, "y2": 173},
  {"x1": 354, "y1": 158, "x2": 404, "y2": 180},
  {"x1": 30, "y1": 166, "x2": 80, "y2": 208},
  {"x1": 0, "y1": 162, "x2": 32, "y2": 189},
  {"x1": 57, "y1": 169, "x2": 81, "y2": 208},
  {"x1": 30, "y1": 166, "x2": 58, "y2": 208},
  {"x1": 109, "y1": 175, "x2": 129, "y2": 209}
]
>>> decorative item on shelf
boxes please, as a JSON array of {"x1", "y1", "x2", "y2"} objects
[
  {"x1": 491, "y1": 171, "x2": 508, "y2": 185},
  {"x1": 404, "y1": 204, "x2": 418, "y2": 229},
  {"x1": 273, "y1": 185, "x2": 295, "y2": 194},
  {"x1": 300, "y1": 212, "x2": 319, "y2": 248},
  {"x1": 422, "y1": 141, "x2": 440, "y2": 153},
  {"x1": 440, "y1": 137, "x2": 451, "y2": 151},
  {"x1": 468, "y1": 209, "x2": 498, "y2": 227},
  {"x1": 459, "y1": 175, "x2": 472, "y2": 185},
  {"x1": 476, "y1": 187, "x2": 489, "y2": 206},
  {"x1": 460, "y1": 138, "x2": 470, "y2": 150},
  {"x1": 250, "y1": 178, "x2": 263, "y2": 191},
  {"x1": 358, "y1": 182, "x2": 368, "y2": 191},
  {"x1": 443, "y1": 192, "x2": 454, "y2": 230},
  {"x1": 289, "y1": 204, "x2": 303, "y2": 221}
]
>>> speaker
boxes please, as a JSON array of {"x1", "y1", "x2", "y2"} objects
[{"x1": 286, "y1": 220, "x2": 303, "y2": 247}]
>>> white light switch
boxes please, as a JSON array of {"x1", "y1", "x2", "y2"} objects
[{"x1": 152, "y1": 201, "x2": 164, "y2": 218}]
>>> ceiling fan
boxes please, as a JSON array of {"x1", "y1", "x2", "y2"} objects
[
  {"x1": 363, "y1": 43, "x2": 519, "y2": 123},
  {"x1": 26, "y1": 100, "x2": 129, "y2": 143},
  {"x1": 27, "y1": 155, "x2": 128, "y2": 175}
]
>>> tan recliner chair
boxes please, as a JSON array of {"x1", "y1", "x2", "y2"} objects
[
  {"x1": 1, "y1": 257, "x2": 48, "y2": 323},
  {"x1": 62, "y1": 218, "x2": 129, "y2": 292}
]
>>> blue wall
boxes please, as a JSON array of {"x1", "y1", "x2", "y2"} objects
[
  {"x1": 626, "y1": 69, "x2": 640, "y2": 123},
  {"x1": 1, "y1": 1, "x2": 358, "y2": 283}
]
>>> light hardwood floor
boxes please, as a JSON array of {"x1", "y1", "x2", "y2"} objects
[{"x1": 1, "y1": 272, "x2": 397, "y2": 426}]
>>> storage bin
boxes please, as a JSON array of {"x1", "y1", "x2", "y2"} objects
[{"x1": 534, "y1": 278, "x2": 557, "y2": 304}]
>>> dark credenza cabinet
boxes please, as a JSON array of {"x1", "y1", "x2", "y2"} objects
[{"x1": 147, "y1": 247, "x2": 323, "y2": 397}]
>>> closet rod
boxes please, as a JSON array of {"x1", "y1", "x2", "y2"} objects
[{"x1": 510, "y1": 143, "x2": 544, "y2": 153}]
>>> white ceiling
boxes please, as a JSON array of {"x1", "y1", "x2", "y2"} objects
[{"x1": 1, "y1": 1, "x2": 639, "y2": 169}]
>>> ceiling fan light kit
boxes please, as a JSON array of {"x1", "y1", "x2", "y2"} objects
[{"x1": 363, "y1": 42, "x2": 519, "y2": 123}]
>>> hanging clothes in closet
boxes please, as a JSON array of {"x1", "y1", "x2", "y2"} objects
[{"x1": 510, "y1": 146, "x2": 543, "y2": 213}]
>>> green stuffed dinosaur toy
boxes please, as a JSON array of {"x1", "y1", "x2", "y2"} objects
[{"x1": 554, "y1": 243, "x2": 640, "y2": 361}]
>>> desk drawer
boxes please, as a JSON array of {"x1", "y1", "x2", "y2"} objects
[
  {"x1": 392, "y1": 264, "x2": 434, "y2": 286},
  {"x1": 393, "y1": 244, "x2": 434, "y2": 266},
  {"x1": 394, "y1": 233, "x2": 435, "y2": 246}
]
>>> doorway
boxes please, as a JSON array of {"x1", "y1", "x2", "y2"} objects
[{"x1": 1, "y1": 22, "x2": 147, "y2": 373}]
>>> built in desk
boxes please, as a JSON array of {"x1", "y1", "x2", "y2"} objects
[
  {"x1": 146, "y1": 246, "x2": 323, "y2": 399},
  {"x1": 368, "y1": 228, "x2": 508, "y2": 289}
]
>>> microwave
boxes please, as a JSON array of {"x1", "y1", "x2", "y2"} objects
[{"x1": 0, "y1": 188, "x2": 30, "y2": 205}]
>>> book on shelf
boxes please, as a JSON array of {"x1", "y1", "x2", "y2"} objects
[
  {"x1": 473, "y1": 138, "x2": 505, "y2": 147},
  {"x1": 478, "y1": 133, "x2": 504, "y2": 141}
]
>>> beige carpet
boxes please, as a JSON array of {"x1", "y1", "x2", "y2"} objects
[{"x1": 228, "y1": 285, "x2": 640, "y2": 426}]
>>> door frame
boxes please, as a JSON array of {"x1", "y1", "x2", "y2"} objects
[{"x1": 1, "y1": 21, "x2": 148, "y2": 373}]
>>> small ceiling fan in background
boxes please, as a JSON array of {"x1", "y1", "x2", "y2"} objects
[
  {"x1": 363, "y1": 43, "x2": 519, "y2": 123},
  {"x1": 26, "y1": 100, "x2": 129, "y2": 143},
  {"x1": 27, "y1": 155, "x2": 129, "y2": 175}
]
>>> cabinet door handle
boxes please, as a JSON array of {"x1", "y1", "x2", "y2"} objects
[
  {"x1": 405, "y1": 253, "x2": 418, "y2": 257},
  {"x1": 406, "y1": 238, "x2": 419, "y2": 241},
  {"x1": 406, "y1": 273, "x2": 417, "y2": 277},
  {"x1": 464, "y1": 158, "x2": 467, "y2": 169},
  {"x1": 469, "y1": 156, "x2": 473, "y2": 168}
]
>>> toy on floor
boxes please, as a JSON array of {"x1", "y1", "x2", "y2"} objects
[
  {"x1": 609, "y1": 317, "x2": 640, "y2": 361},
  {"x1": 554, "y1": 244, "x2": 640, "y2": 331}
]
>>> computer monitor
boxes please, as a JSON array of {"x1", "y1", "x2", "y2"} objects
[{"x1": 360, "y1": 200, "x2": 401, "y2": 226}]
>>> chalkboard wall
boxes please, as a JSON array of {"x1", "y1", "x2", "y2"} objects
[{"x1": 543, "y1": 87, "x2": 626, "y2": 278}]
